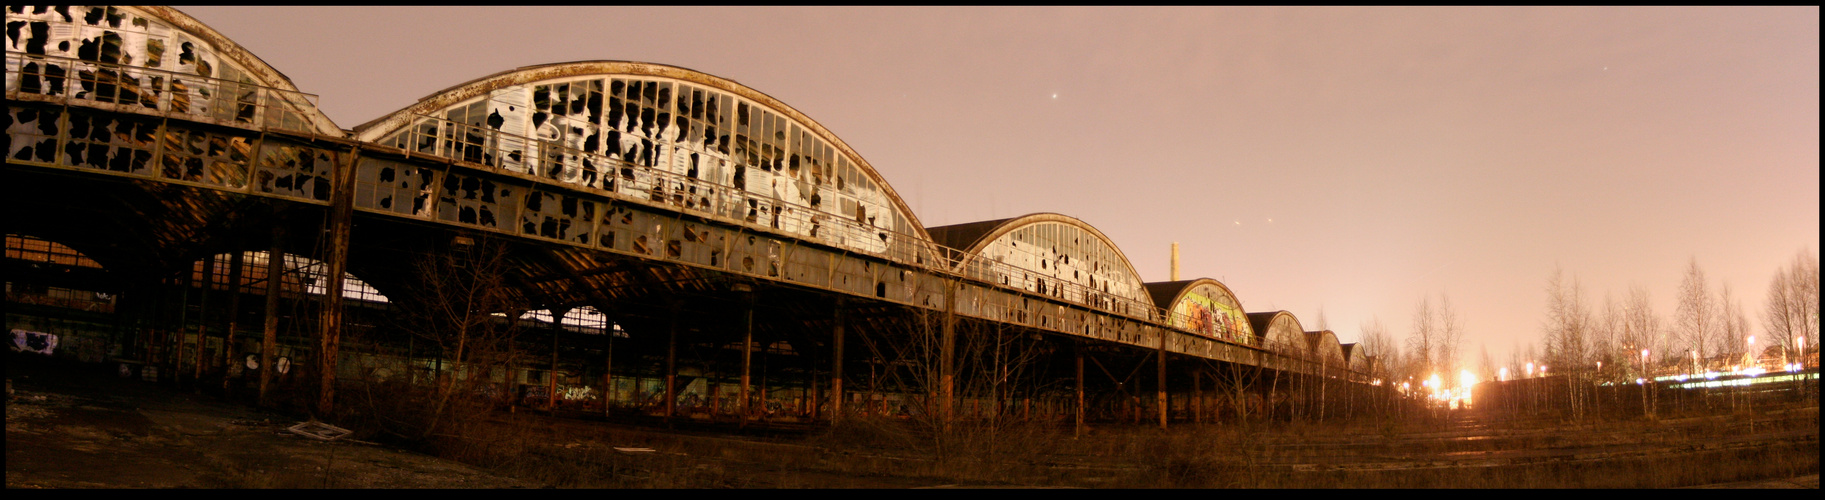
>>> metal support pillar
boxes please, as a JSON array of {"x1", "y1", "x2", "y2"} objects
[
  {"x1": 193, "y1": 254, "x2": 214, "y2": 386},
  {"x1": 1158, "y1": 332, "x2": 1169, "y2": 430},
  {"x1": 1075, "y1": 344, "x2": 1086, "y2": 438},
  {"x1": 316, "y1": 148, "x2": 359, "y2": 416},
  {"x1": 175, "y1": 259, "x2": 192, "y2": 387},
  {"x1": 258, "y1": 228, "x2": 284, "y2": 406},
  {"x1": 664, "y1": 302, "x2": 679, "y2": 425},
  {"x1": 740, "y1": 292, "x2": 755, "y2": 428},
  {"x1": 1193, "y1": 368, "x2": 1203, "y2": 424},
  {"x1": 222, "y1": 250, "x2": 244, "y2": 393},
  {"x1": 548, "y1": 316, "x2": 562, "y2": 412},
  {"x1": 830, "y1": 298, "x2": 844, "y2": 424},
  {"x1": 603, "y1": 325, "x2": 614, "y2": 418},
  {"x1": 940, "y1": 280, "x2": 957, "y2": 427}
]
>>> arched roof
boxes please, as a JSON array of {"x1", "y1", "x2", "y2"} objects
[
  {"x1": 1341, "y1": 343, "x2": 1370, "y2": 372},
  {"x1": 1144, "y1": 278, "x2": 1253, "y2": 341},
  {"x1": 926, "y1": 213, "x2": 1151, "y2": 313},
  {"x1": 349, "y1": 60, "x2": 932, "y2": 247},
  {"x1": 1246, "y1": 311, "x2": 1304, "y2": 353},
  {"x1": 6, "y1": 6, "x2": 342, "y2": 135},
  {"x1": 1305, "y1": 330, "x2": 1346, "y2": 367}
]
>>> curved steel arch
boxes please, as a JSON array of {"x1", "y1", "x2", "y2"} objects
[
  {"x1": 349, "y1": 60, "x2": 933, "y2": 251},
  {"x1": 1144, "y1": 278, "x2": 1254, "y2": 343},
  {"x1": 6, "y1": 6, "x2": 342, "y2": 135},
  {"x1": 1305, "y1": 330, "x2": 1346, "y2": 368},
  {"x1": 1247, "y1": 311, "x2": 1305, "y2": 355},
  {"x1": 928, "y1": 213, "x2": 1153, "y2": 318}
]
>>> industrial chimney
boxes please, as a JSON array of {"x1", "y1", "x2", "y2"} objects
[{"x1": 1171, "y1": 242, "x2": 1180, "y2": 281}]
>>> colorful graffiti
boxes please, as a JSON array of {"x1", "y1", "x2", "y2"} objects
[
  {"x1": 10, "y1": 329, "x2": 58, "y2": 355},
  {"x1": 1173, "y1": 286, "x2": 1248, "y2": 341}
]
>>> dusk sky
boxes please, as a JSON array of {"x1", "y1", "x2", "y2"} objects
[{"x1": 177, "y1": 6, "x2": 1819, "y2": 366}]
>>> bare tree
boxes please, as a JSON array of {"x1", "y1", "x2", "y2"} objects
[
  {"x1": 1718, "y1": 283, "x2": 1751, "y2": 361},
  {"x1": 1623, "y1": 285, "x2": 1664, "y2": 379},
  {"x1": 1764, "y1": 250, "x2": 1821, "y2": 364},
  {"x1": 1407, "y1": 297, "x2": 1436, "y2": 381},
  {"x1": 1360, "y1": 316, "x2": 1397, "y2": 376},
  {"x1": 1542, "y1": 266, "x2": 1590, "y2": 374},
  {"x1": 1358, "y1": 317, "x2": 1397, "y2": 414},
  {"x1": 1542, "y1": 266, "x2": 1592, "y2": 418},
  {"x1": 1674, "y1": 258, "x2": 1718, "y2": 369},
  {"x1": 1438, "y1": 294, "x2": 1464, "y2": 382},
  {"x1": 1595, "y1": 293, "x2": 1625, "y2": 383},
  {"x1": 358, "y1": 237, "x2": 530, "y2": 442}
]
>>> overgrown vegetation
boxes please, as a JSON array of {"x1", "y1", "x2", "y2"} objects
[{"x1": 354, "y1": 390, "x2": 1815, "y2": 488}]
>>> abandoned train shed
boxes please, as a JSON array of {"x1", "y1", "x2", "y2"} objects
[{"x1": 5, "y1": 5, "x2": 1387, "y2": 429}]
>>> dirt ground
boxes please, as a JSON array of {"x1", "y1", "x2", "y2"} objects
[
  {"x1": 6, "y1": 353, "x2": 1819, "y2": 488},
  {"x1": 5, "y1": 355, "x2": 527, "y2": 489}
]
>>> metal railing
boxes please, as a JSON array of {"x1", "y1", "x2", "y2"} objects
[
  {"x1": 5, "y1": 52, "x2": 323, "y2": 136},
  {"x1": 381, "y1": 111, "x2": 1293, "y2": 348}
]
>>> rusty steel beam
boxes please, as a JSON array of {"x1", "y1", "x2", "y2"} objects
[
  {"x1": 940, "y1": 278, "x2": 957, "y2": 427},
  {"x1": 258, "y1": 228, "x2": 283, "y2": 407},
  {"x1": 192, "y1": 254, "x2": 213, "y2": 386},
  {"x1": 548, "y1": 310, "x2": 564, "y2": 412},
  {"x1": 664, "y1": 301, "x2": 678, "y2": 425},
  {"x1": 831, "y1": 299, "x2": 845, "y2": 423},
  {"x1": 221, "y1": 249, "x2": 244, "y2": 394},
  {"x1": 740, "y1": 291, "x2": 755, "y2": 428},
  {"x1": 1076, "y1": 343, "x2": 1086, "y2": 438},
  {"x1": 1158, "y1": 332, "x2": 1168, "y2": 430},
  {"x1": 317, "y1": 147, "x2": 360, "y2": 416}
]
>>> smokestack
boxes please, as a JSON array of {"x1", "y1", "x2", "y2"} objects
[{"x1": 1171, "y1": 242, "x2": 1180, "y2": 281}]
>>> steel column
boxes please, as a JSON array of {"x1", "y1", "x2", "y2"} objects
[
  {"x1": 940, "y1": 279, "x2": 956, "y2": 427},
  {"x1": 740, "y1": 292, "x2": 755, "y2": 427},
  {"x1": 1075, "y1": 344, "x2": 1086, "y2": 438},
  {"x1": 1158, "y1": 332, "x2": 1168, "y2": 429},
  {"x1": 317, "y1": 147, "x2": 359, "y2": 416},
  {"x1": 830, "y1": 298, "x2": 844, "y2": 424},
  {"x1": 665, "y1": 302, "x2": 678, "y2": 424},
  {"x1": 258, "y1": 228, "x2": 284, "y2": 406},
  {"x1": 193, "y1": 254, "x2": 213, "y2": 386},
  {"x1": 221, "y1": 249, "x2": 244, "y2": 393}
]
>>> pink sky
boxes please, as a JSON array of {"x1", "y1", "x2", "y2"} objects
[{"x1": 178, "y1": 6, "x2": 1819, "y2": 366}]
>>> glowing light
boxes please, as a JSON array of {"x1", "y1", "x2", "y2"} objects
[
  {"x1": 1427, "y1": 373, "x2": 1442, "y2": 392},
  {"x1": 1498, "y1": 367, "x2": 1509, "y2": 381},
  {"x1": 1526, "y1": 362, "x2": 1535, "y2": 377},
  {"x1": 1459, "y1": 370, "x2": 1477, "y2": 390}
]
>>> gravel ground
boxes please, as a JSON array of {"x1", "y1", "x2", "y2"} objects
[{"x1": 5, "y1": 354, "x2": 528, "y2": 489}]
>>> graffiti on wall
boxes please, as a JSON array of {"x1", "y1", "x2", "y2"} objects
[
  {"x1": 1172, "y1": 284, "x2": 1248, "y2": 341},
  {"x1": 10, "y1": 329, "x2": 58, "y2": 355}
]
